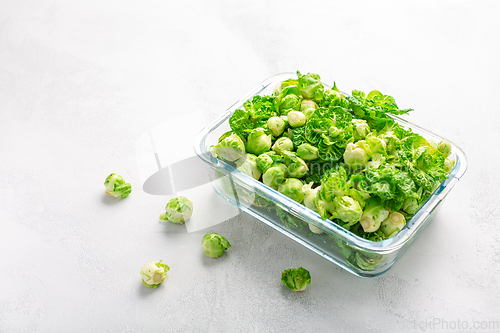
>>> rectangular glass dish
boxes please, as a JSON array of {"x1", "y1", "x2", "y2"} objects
[{"x1": 194, "y1": 73, "x2": 467, "y2": 277}]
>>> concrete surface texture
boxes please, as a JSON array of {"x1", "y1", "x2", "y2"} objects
[{"x1": 1, "y1": 0, "x2": 499, "y2": 332}]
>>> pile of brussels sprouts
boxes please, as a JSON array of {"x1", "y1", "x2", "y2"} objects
[{"x1": 213, "y1": 71, "x2": 454, "y2": 241}]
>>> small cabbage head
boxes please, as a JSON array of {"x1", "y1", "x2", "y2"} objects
[
  {"x1": 214, "y1": 133, "x2": 246, "y2": 162},
  {"x1": 272, "y1": 137, "x2": 294, "y2": 155},
  {"x1": 236, "y1": 154, "x2": 262, "y2": 180},
  {"x1": 437, "y1": 140, "x2": 451, "y2": 157},
  {"x1": 202, "y1": 233, "x2": 231, "y2": 258},
  {"x1": 140, "y1": 260, "x2": 169, "y2": 288},
  {"x1": 300, "y1": 99, "x2": 318, "y2": 112},
  {"x1": 256, "y1": 152, "x2": 280, "y2": 173},
  {"x1": 297, "y1": 143, "x2": 319, "y2": 161},
  {"x1": 444, "y1": 158, "x2": 455, "y2": 173},
  {"x1": 302, "y1": 182, "x2": 320, "y2": 213},
  {"x1": 278, "y1": 178, "x2": 305, "y2": 203},
  {"x1": 287, "y1": 156, "x2": 308, "y2": 178},
  {"x1": 280, "y1": 94, "x2": 301, "y2": 112},
  {"x1": 331, "y1": 196, "x2": 363, "y2": 227},
  {"x1": 402, "y1": 197, "x2": 419, "y2": 215},
  {"x1": 297, "y1": 71, "x2": 324, "y2": 102},
  {"x1": 281, "y1": 267, "x2": 311, "y2": 291},
  {"x1": 343, "y1": 141, "x2": 370, "y2": 167},
  {"x1": 104, "y1": 173, "x2": 132, "y2": 198},
  {"x1": 356, "y1": 251, "x2": 383, "y2": 271},
  {"x1": 159, "y1": 196, "x2": 193, "y2": 224},
  {"x1": 246, "y1": 128, "x2": 272, "y2": 155},
  {"x1": 263, "y1": 166, "x2": 285, "y2": 189},
  {"x1": 359, "y1": 198, "x2": 390, "y2": 232},
  {"x1": 352, "y1": 119, "x2": 370, "y2": 141},
  {"x1": 380, "y1": 212, "x2": 406, "y2": 237},
  {"x1": 287, "y1": 111, "x2": 306, "y2": 128},
  {"x1": 267, "y1": 116, "x2": 286, "y2": 137}
]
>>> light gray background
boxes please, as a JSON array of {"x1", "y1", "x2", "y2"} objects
[{"x1": 1, "y1": 1, "x2": 499, "y2": 332}]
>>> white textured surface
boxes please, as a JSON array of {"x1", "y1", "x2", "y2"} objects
[{"x1": 1, "y1": 1, "x2": 499, "y2": 332}]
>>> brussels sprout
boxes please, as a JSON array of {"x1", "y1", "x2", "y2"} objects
[
  {"x1": 263, "y1": 166, "x2": 285, "y2": 189},
  {"x1": 402, "y1": 197, "x2": 419, "y2": 215},
  {"x1": 297, "y1": 143, "x2": 319, "y2": 161},
  {"x1": 278, "y1": 178, "x2": 305, "y2": 203},
  {"x1": 300, "y1": 99, "x2": 318, "y2": 112},
  {"x1": 355, "y1": 251, "x2": 383, "y2": 271},
  {"x1": 280, "y1": 94, "x2": 302, "y2": 112},
  {"x1": 214, "y1": 133, "x2": 246, "y2": 162},
  {"x1": 287, "y1": 111, "x2": 306, "y2": 128},
  {"x1": 202, "y1": 233, "x2": 231, "y2": 258},
  {"x1": 235, "y1": 153, "x2": 262, "y2": 180},
  {"x1": 287, "y1": 156, "x2": 308, "y2": 178},
  {"x1": 272, "y1": 137, "x2": 294, "y2": 155},
  {"x1": 256, "y1": 151, "x2": 281, "y2": 173},
  {"x1": 437, "y1": 140, "x2": 451, "y2": 157},
  {"x1": 380, "y1": 212, "x2": 406, "y2": 237},
  {"x1": 267, "y1": 117, "x2": 286, "y2": 137},
  {"x1": 159, "y1": 196, "x2": 193, "y2": 224},
  {"x1": 281, "y1": 267, "x2": 311, "y2": 291},
  {"x1": 104, "y1": 173, "x2": 132, "y2": 198},
  {"x1": 275, "y1": 163, "x2": 288, "y2": 178},
  {"x1": 140, "y1": 260, "x2": 169, "y2": 288},
  {"x1": 444, "y1": 158, "x2": 455, "y2": 173},
  {"x1": 352, "y1": 119, "x2": 370, "y2": 141},
  {"x1": 297, "y1": 71, "x2": 324, "y2": 102},
  {"x1": 279, "y1": 115, "x2": 289, "y2": 128},
  {"x1": 246, "y1": 128, "x2": 272, "y2": 155},
  {"x1": 359, "y1": 198, "x2": 390, "y2": 232},
  {"x1": 343, "y1": 141, "x2": 370, "y2": 167},
  {"x1": 303, "y1": 107, "x2": 316, "y2": 119},
  {"x1": 330, "y1": 196, "x2": 363, "y2": 227},
  {"x1": 302, "y1": 183, "x2": 320, "y2": 212}
]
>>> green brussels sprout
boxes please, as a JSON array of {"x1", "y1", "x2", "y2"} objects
[
  {"x1": 297, "y1": 143, "x2": 319, "y2": 161},
  {"x1": 359, "y1": 198, "x2": 390, "y2": 232},
  {"x1": 280, "y1": 94, "x2": 301, "y2": 112},
  {"x1": 402, "y1": 197, "x2": 419, "y2": 215},
  {"x1": 287, "y1": 156, "x2": 308, "y2": 178},
  {"x1": 380, "y1": 212, "x2": 406, "y2": 237},
  {"x1": 281, "y1": 267, "x2": 311, "y2": 291},
  {"x1": 287, "y1": 111, "x2": 306, "y2": 128},
  {"x1": 278, "y1": 178, "x2": 305, "y2": 203},
  {"x1": 437, "y1": 140, "x2": 452, "y2": 157},
  {"x1": 275, "y1": 163, "x2": 288, "y2": 178},
  {"x1": 343, "y1": 141, "x2": 370, "y2": 167},
  {"x1": 256, "y1": 151, "x2": 281, "y2": 173},
  {"x1": 235, "y1": 154, "x2": 262, "y2": 180},
  {"x1": 444, "y1": 158, "x2": 455, "y2": 173},
  {"x1": 262, "y1": 166, "x2": 285, "y2": 189},
  {"x1": 302, "y1": 182, "x2": 320, "y2": 212},
  {"x1": 202, "y1": 233, "x2": 231, "y2": 258},
  {"x1": 303, "y1": 107, "x2": 316, "y2": 119},
  {"x1": 246, "y1": 128, "x2": 272, "y2": 155},
  {"x1": 140, "y1": 260, "x2": 169, "y2": 288},
  {"x1": 267, "y1": 116, "x2": 286, "y2": 137},
  {"x1": 214, "y1": 133, "x2": 246, "y2": 162},
  {"x1": 104, "y1": 173, "x2": 132, "y2": 198},
  {"x1": 272, "y1": 137, "x2": 294, "y2": 155},
  {"x1": 355, "y1": 251, "x2": 383, "y2": 271},
  {"x1": 330, "y1": 196, "x2": 363, "y2": 227},
  {"x1": 297, "y1": 71, "x2": 324, "y2": 102},
  {"x1": 159, "y1": 196, "x2": 193, "y2": 224},
  {"x1": 300, "y1": 99, "x2": 318, "y2": 112},
  {"x1": 352, "y1": 119, "x2": 370, "y2": 141}
]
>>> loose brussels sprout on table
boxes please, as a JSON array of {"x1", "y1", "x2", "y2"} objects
[
  {"x1": 140, "y1": 260, "x2": 169, "y2": 288},
  {"x1": 159, "y1": 196, "x2": 193, "y2": 224},
  {"x1": 202, "y1": 233, "x2": 231, "y2": 258},
  {"x1": 104, "y1": 173, "x2": 131, "y2": 198},
  {"x1": 281, "y1": 267, "x2": 311, "y2": 291}
]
